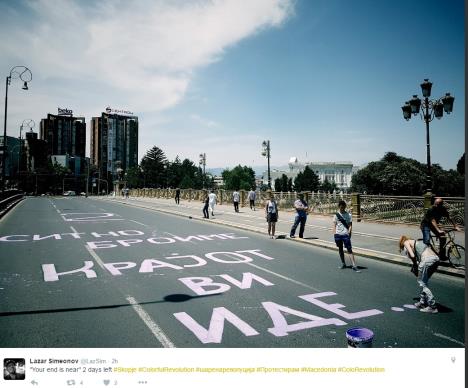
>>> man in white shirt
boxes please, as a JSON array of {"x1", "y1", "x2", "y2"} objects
[{"x1": 208, "y1": 190, "x2": 217, "y2": 216}]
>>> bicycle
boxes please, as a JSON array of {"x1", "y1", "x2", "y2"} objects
[{"x1": 430, "y1": 228, "x2": 465, "y2": 269}]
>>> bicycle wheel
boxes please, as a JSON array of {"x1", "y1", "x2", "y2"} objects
[{"x1": 447, "y1": 244, "x2": 465, "y2": 268}]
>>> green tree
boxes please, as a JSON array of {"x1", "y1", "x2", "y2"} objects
[
  {"x1": 287, "y1": 177, "x2": 293, "y2": 191},
  {"x1": 179, "y1": 174, "x2": 194, "y2": 189},
  {"x1": 167, "y1": 156, "x2": 183, "y2": 188},
  {"x1": 294, "y1": 166, "x2": 320, "y2": 192},
  {"x1": 140, "y1": 146, "x2": 167, "y2": 188},
  {"x1": 350, "y1": 152, "x2": 464, "y2": 196},
  {"x1": 432, "y1": 164, "x2": 465, "y2": 197},
  {"x1": 320, "y1": 178, "x2": 338, "y2": 192},
  {"x1": 125, "y1": 166, "x2": 141, "y2": 188},
  {"x1": 280, "y1": 174, "x2": 289, "y2": 191},
  {"x1": 457, "y1": 153, "x2": 465, "y2": 175},
  {"x1": 222, "y1": 165, "x2": 256, "y2": 190},
  {"x1": 274, "y1": 177, "x2": 282, "y2": 192}
]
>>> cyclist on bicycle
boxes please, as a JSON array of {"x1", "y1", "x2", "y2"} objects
[{"x1": 420, "y1": 197, "x2": 461, "y2": 259}]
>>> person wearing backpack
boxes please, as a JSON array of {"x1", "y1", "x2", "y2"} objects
[
  {"x1": 399, "y1": 235, "x2": 440, "y2": 314},
  {"x1": 265, "y1": 193, "x2": 278, "y2": 238},
  {"x1": 333, "y1": 200, "x2": 360, "y2": 272}
]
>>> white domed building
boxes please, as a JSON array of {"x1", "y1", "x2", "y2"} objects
[{"x1": 262, "y1": 157, "x2": 356, "y2": 191}]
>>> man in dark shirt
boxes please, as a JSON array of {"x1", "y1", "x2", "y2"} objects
[{"x1": 420, "y1": 197, "x2": 460, "y2": 258}]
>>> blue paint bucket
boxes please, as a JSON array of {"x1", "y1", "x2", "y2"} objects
[{"x1": 346, "y1": 327, "x2": 374, "y2": 348}]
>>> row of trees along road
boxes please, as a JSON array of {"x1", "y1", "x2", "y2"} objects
[
  {"x1": 350, "y1": 152, "x2": 465, "y2": 197},
  {"x1": 121, "y1": 146, "x2": 464, "y2": 197}
]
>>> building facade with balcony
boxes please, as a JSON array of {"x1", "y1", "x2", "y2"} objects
[{"x1": 40, "y1": 109, "x2": 86, "y2": 158}]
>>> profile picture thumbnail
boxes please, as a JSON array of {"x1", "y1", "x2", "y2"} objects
[{"x1": 3, "y1": 358, "x2": 25, "y2": 380}]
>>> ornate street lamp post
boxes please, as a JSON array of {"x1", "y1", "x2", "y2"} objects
[
  {"x1": 2, "y1": 66, "x2": 32, "y2": 191},
  {"x1": 262, "y1": 140, "x2": 271, "y2": 189},
  {"x1": 401, "y1": 79, "x2": 454, "y2": 194},
  {"x1": 199, "y1": 153, "x2": 206, "y2": 189},
  {"x1": 18, "y1": 119, "x2": 34, "y2": 185}
]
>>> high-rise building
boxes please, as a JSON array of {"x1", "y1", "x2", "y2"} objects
[
  {"x1": 40, "y1": 108, "x2": 86, "y2": 158},
  {"x1": 24, "y1": 131, "x2": 48, "y2": 173},
  {"x1": 90, "y1": 108, "x2": 138, "y2": 183}
]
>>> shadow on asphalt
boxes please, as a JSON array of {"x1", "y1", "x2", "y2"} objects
[{"x1": 0, "y1": 293, "x2": 221, "y2": 317}]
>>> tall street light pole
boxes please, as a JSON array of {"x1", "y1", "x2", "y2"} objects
[
  {"x1": 199, "y1": 153, "x2": 206, "y2": 189},
  {"x1": 18, "y1": 119, "x2": 34, "y2": 187},
  {"x1": 401, "y1": 79, "x2": 455, "y2": 195},
  {"x1": 2, "y1": 66, "x2": 32, "y2": 191},
  {"x1": 262, "y1": 140, "x2": 271, "y2": 189}
]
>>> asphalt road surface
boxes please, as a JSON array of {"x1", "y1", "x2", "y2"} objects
[{"x1": 0, "y1": 197, "x2": 465, "y2": 348}]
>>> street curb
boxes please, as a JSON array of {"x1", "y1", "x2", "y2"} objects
[
  {"x1": 98, "y1": 197, "x2": 465, "y2": 279},
  {"x1": 0, "y1": 197, "x2": 25, "y2": 220}
]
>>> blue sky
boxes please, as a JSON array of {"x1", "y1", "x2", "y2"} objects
[{"x1": 0, "y1": 0, "x2": 464, "y2": 170}]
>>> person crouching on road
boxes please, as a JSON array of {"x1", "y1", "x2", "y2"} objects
[
  {"x1": 333, "y1": 200, "x2": 360, "y2": 272},
  {"x1": 265, "y1": 193, "x2": 278, "y2": 239},
  {"x1": 202, "y1": 191, "x2": 210, "y2": 219},
  {"x1": 399, "y1": 235, "x2": 440, "y2": 314}
]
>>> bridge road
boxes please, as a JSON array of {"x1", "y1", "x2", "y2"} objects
[
  {"x1": 0, "y1": 197, "x2": 465, "y2": 348},
  {"x1": 99, "y1": 196, "x2": 465, "y2": 276}
]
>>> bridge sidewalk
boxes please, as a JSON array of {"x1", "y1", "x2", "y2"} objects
[{"x1": 102, "y1": 195, "x2": 465, "y2": 278}]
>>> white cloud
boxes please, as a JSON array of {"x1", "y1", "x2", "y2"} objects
[
  {"x1": 190, "y1": 114, "x2": 219, "y2": 128},
  {"x1": 1, "y1": 0, "x2": 294, "y2": 110},
  {"x1": 0, "y1": 0, "x2": 294, "y2": 161}
]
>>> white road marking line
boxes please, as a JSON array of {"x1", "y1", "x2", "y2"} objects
[
  {"x1": 130, "y1": 220, "x2": 148, "y2": 227},
  {"x1": 70, "y1": 226, "x2": 79, "y2": 234},
  {"x1": 245, "y1": 262, "x2": 321, "y2": 292},
  {"x1": 126, "y1": 296, "x2": 176, "y2": 348},
  {"x1": 85, "y1": 245, "x2": 107, "y2": 270},
  {"x1": 220, "y1": 253, "x2": 321, "y2": 292},
  {"x1": 433, "y1": 332, "x2": 465, "y2": 346},
  {"x1": 84, "y1": 241, "x2": 175, "y2": 347},
  {"x1": 66, "y1": 219, "x2": 123, "y2": 222}
]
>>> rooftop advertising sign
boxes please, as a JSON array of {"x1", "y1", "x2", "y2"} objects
[
  {"x1": 105, "y1": 107, "x2": 134, "y2": 116},
  {"x1": 57, "y1": 107, "x2": 73, "y2": 116}
]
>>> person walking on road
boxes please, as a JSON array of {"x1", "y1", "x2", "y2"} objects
[
  {"x1": 202, "y1": 191, "x2": 210, "y2": 219},
  {"x1": 420, "y1": 197, "x2": 460, "y2": 259},
  {"x1": 290, "y1": 193, "x2": 308, "y2": 238},
  {"x1": 175, "y1": 188, "x2": 181, "y2": 204},
  {"x1": 333, "y1": 200, "x2": 360, "y2": 272},
  {"x1": 399, "y1": 235, "x2": 440, "y2": 313},
  {"x1": 208, "y1": 190, "x2": 217, "y2": 216},
  {"x1": 248, "y1": 189, "x2": 256, "y2": 210},
  {"x1": 233, "y1": 189, "x2": 240, "y2": 213},
  {"x1": 265, "y1": 193, "x2": 278, "y2": 238}
]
